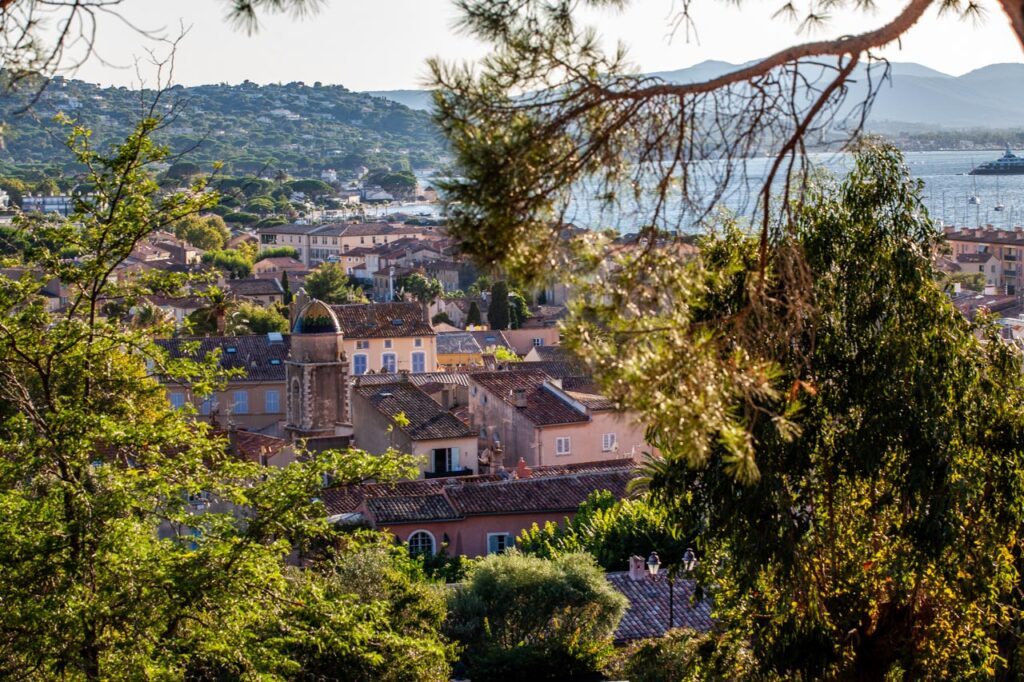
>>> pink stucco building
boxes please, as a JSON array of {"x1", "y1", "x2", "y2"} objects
[{"x1": 322, "y1": 459, "x2": 634, "y2": 558}]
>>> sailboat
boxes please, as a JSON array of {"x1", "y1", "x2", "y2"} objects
[{"x1": 994, "y1": 177, "x2": 1006, "y2": 212}]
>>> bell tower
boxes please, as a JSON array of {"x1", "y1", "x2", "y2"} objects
[{"x1": 285, "y1": 299, "x2": 351, "y2": 441}]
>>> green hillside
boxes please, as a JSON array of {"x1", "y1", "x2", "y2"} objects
[{"x1": 0, "y1": 77, "x2": 444, "y2": 177}]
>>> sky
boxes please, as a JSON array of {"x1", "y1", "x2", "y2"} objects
[{"x1": 61, "y1": 0, "x2": 1024, "y2": 91}]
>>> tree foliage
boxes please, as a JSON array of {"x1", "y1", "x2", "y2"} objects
[
  {"x1": 0, "y1": 117, "x2": 451, "y2": 679},
  {"x1": 304, "y1": 262, "x2": 370, "y2": 304},
  {"x1": 173, "y1": 213, "x2": 230, "y2": 250},
  {"x1": 446, "y1": 552, "x2": 627, "y2": 682},
  {"x1": 487, "y1": 280, "x2": 510, "y2": 330},
  {"x1": 466, "y1": 300, "x2": 482, "y2": 326},
  {"x1": 399, "y1": 272, "x2": 443, "y2": 307},
  {"x1": 518, "y1": 490, "x2": 690, "y2": 571},
  {"x1": 563, "y1": 145, "x2": 1024, "y2": 678}
]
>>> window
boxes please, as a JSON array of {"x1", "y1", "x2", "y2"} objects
[
  {"x1": 381, "y1": 353, "x2": 397, "y2": 373},
  {"x1": 432, "y1": 447, "x2": 460, "y2": 473},
  {"x1": 200, "y1": 396, "x2": 213, "y2": 415},
  {"x1": 353, "y1": 354, "x2": 368, "y2": 375},
  {"x1": 411, "y1": 351, "x2": 426, "y2": 373},
  {"x1": 532, "y1": 338, "x2": 544, "y2": 347},
  {"x1": 415, "y1": 338, "x2": 423, "y2": 347},
  {"x1": 232, "y1": 390, "x2": 249, "y2": 415},
  {"x1": 601, "y1": 432, "x2": 617, "y2": 452},
  {"x1": 169, "y1": 392, "x2": 186, "y2": 410},
  {"x1": 487, "y1": 533, "x2": 514, "y2": 554},
  {"x1": 555, "y1": 436, "x2": 571, "y2": 456},
  {"x1": 384, "y1": 339, "x2": 393, "y2": 349},
  {"x1": 265, "y1": 390, "x2": 280, "y2": 413},
  {"x1": 356, "y1": 340, "x2": 369, "y2": 350},
  {"x1": 407, "y1": 530, "x2": 435, "y2": 557}
]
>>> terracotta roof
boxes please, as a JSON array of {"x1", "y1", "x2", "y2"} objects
[
  {"x1": 527, "y1": 345, "x2": 572, "y2": 361},
  {"x1": 945, "y1": 226, "x2": 1024, "y2": 245},
  {"x1": 518, "y1": 360, "x2": 586, "y2": 379},
  {"x1": 330, "y1": 301, "x2": 434, "y2": 338},
  {"x1": 606, "y1": 573, "x2": 713, "y2": 641},
  {"x1": 212, "y1": 429, "x2": 287, "y2": 463},
  {"x1": 437, "y1": 331, "x2": 483, "y2": 355},
  {"x1": 154, "y1": 334, "x2": 290, "y2": 382},
  {"x1": 365, "y1": 495, "x2": 460, "y2": 523},
  {"x1": 470, "y1": 369, "x2": 590, "y2": 425},
  {"x1": 356, "y1": 372, "x2": 470, "y2": 388},
  {"x1": 227, "y1": 278, "x2": 285, "y2": 297},
  {"x1": 322, "y1": 466, "x2": 635, "y2": 523},
  {"x1": 255, "y1": 256, "x2": 304, "y2": 268},
  {"x1": 561, "y1": 376, "x2": 616, "y2": 411},
  {"x1": 470, "y1": 329, "x2": 514, "y2": 351},
  {"x1": 321, "y1": 475, "x2": 502, "y2": 515},
  {"x1": 355, "y1": 382, "x2": 474, "y2": 440},
  {"x1": 446, "y1": 468, "x2": 633, "y2": 515}
]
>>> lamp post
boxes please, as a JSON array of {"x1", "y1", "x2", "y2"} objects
[{"x1": 646, "y1": 551, "x2": 674, "y2": 630}]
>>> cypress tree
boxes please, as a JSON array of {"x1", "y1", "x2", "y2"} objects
[
  {"x1": 487, "y1": 281, "x2": 510, "y2": 330},
  {"x1": 466, "y1": 300, "x2": 482, "y2": 326}
]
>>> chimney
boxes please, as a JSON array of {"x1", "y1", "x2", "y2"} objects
[
  {"x1": 515, "y1": 457, "x2": 532, "y2": 479},
  {"x1": 628, "y1": 555, "x2": 647, "y2": 581},
  {"x1": 512, "y1": 387, "x2": 528, "y2": 408},
  {"x1": 441, "y1": 388, "x2": 451, "y2": 410}
]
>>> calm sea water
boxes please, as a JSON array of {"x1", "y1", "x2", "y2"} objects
[{"x1": 406, "y1": 150, "x2": 1024, "y2": 231}]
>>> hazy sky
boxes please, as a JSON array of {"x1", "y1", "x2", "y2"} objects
[{"x1": 64, "y1": 0, "x2": 1024, "y2": 91}]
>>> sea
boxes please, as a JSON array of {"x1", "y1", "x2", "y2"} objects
[{"x1": 398, "y1": 150, "x2": 1023, "y2": 232}]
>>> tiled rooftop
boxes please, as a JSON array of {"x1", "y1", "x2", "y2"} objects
[
  {"x1": 365, "y1": 495, "x2": 460, "y2": 524},
  {"x1": 330, "y1": 301, "x2": 434, "y2": 338},
  {"x1": 154, "y1": 334, "x2": 290, "y2": 382},
  {"x1": 322, "y1": 464, "x2": 635, "y2": 523},
  {"x1": 470, "y1": 369, "x2": 591, "y2": 425},
  {"x1": 437, "y1": 331, "x2": 484, "y2": 355},
  {"x1": 606, "y1": 572, "x2": 713, "y2": 641},
  {"x1": 356, "y1": 372, "x2": 470, "y2": 388},
  {"x1": 227, "y1": 278, "x2": 285, "y2": 296},
  {"x1": 355, "y1": 382, "x2": 474, "y2": 441}
]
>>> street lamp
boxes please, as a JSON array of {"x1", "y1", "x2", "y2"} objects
[
  {"x1": 646, "y1": 551, "x2": 660, "y2": 577},
  {"x1": 682, "y1": 547, "x2": 697, "y2": 573}
]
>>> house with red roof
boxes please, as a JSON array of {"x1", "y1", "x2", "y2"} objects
[
  {"x1": 322, "y1": 459, "x2": 633, "y2": 558},
  {"x1": 468, "y1": 368, "x2": 652, "y2": 468}
]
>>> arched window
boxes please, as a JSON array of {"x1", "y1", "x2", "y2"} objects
[{"x1": 407, "y1": 530, "x2": 435, "y2": 557}]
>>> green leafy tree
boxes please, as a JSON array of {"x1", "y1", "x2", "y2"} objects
[
  {"x1": 432, "y1": 311, "x2": 453, "y2": 326},
  {"x1": 188, "y1": 285, "x2": 235, "y2": 335},
  {"x1": 447, "y1": 552, "x2": 627, "y2": 682},
  {"x1": 466, "y1": 300, "x2": 482, "y2": 326},
  {"x1": 256, "y1": 245, "x2": 300, "y2": 261},
  {"x1": 509, "y1": 289, "x2": 529, "y2": 329},
  {"x1": 304, "y1": 262, "x2": 369, "y2": 304},
  {"x1": 173, "y1": 213, "x2": 230, "y2": 250},
  {"x1": 227, "y1": 301, "x2": 289, "y2": 335},
  {"x1": 243, "y1": 196, "x2": 275, "y2": 215},
  {"x1": 366, "y1": 169, "x2": 417, "y2": 199},
  {"x1": 518, "y1": 490, "x2": 689, "y2": 571},
  {"x1": 563, "y1": 146, "x2": 1024, "y2": 678},
  {"x1": 491, "y1": 346, "x2": 521, "y2": 363},
  {"x1": 165, "y1": 160, "x2": 201, "y2": 180},
  {"x1": 0, "y1": 116, "x2": 445, "y2": 679},
  {"x1": 286, "y1": 178, "x2": 334, "y2": 198},
  {"x1": 399, "y1": 272, "x2": 444, "y2": 308},
  {"x1": 605, "y1": 629, "x2": 752, "y2": 682},
  {"x1": 487, "y1": 280, "x2": 510, "y2": 330},
  {"x1": 202, "y1": 248, "x2": 253, "y2": 279}
]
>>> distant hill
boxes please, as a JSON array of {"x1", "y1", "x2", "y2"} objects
[
  {"x1": 367, "y1": 60, "x2": 1024, "y2": 131},
  {"x1": 365, "y1": 90, "x2": 436, "y2": 112},
  {"x1": 0, "y1": 78, "x2": 444, "y2": 175},
  {"x1": 650, "y1": 60, "x2": 1024, "y2": 130}
]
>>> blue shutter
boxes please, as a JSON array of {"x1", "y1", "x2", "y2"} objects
[
  {"x1": 412, "y1": 352, "x2": 425, "y2": 373},
  {"x1": 449, "y1": 447, "x2": 460, "y2": 471}
]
